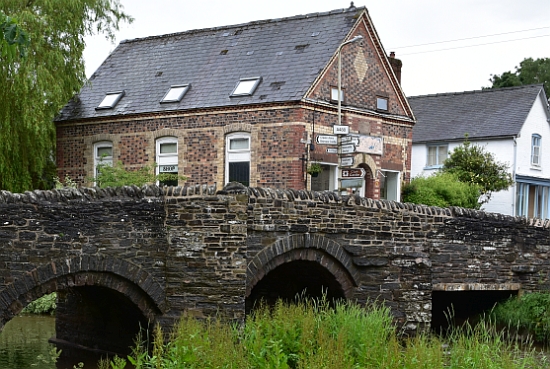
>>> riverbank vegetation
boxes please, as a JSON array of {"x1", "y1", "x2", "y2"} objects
[
  {"x1": 491, "y1": 291, "x2": 550, "y2": 344},
  {"x1": 21, "y1": 292, "x2": 56, "y2": 315},
  {"x1": 100, "y1": 298, "x2": 548, "y2": 369}
]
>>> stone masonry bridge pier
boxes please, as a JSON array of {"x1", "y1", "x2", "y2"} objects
[{"x1": 0, "y1": 183, "x2": 549, "y2": 354}]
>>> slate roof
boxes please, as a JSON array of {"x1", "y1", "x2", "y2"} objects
[
  {"x1": 56, "y1": 6, "x2": 364, "y2": 122},
  {"x1": 408, "y1": 84, "x2": 545, "y2": 143}
]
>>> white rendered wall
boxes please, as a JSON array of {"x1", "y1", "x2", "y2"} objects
[
  {"x1": 515, "y1": 93, "x2": 550, "y2": 179},
  {"x1": 411, "y1": 138, "x2": 516, "y2": 216}
]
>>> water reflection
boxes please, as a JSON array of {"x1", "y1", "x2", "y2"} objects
[
  {"x1": 0, "y1": 315, "x2": 57, "y2": 369},
  {"x1": 0, "y1": 315, "x2": 117, "y2": 369}
]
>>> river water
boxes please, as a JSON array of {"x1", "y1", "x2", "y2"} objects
[{"x1": 0, "y1": 315, "x2": 116, "y2": 369}]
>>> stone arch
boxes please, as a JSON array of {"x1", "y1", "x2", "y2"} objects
[
  {"x1": 0, "y1": 255, "x2": 164, "y2": 328},
  {"x1": 223, "y1": 123, "x2": 252, "y2": 134},
  {"x1": 152, "y1": 128, "x2": 182, "y2": 140},
  {"x1": 246, "y1": 234, "x2": 358, "y2": 299}
]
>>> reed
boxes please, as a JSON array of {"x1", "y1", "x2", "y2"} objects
[{"x1": 107, "y1": 297, "x2": 549, "y2": 369}]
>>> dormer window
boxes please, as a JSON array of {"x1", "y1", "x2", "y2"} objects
[
  {"x1": 231, "y1": 77, "x2": 261, "y2": 96},
  {"x1": 376, "y1": 97, "x2": 389, "y2": 111},
  {"x1": 96, "y1": 91, "x2": 124, "y2": 109},
  {"x1": 161, "y1": 84, "x2": 190, "y2": 103}
]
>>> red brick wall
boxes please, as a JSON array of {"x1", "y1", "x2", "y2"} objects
[{"x1": 56, "y1": 12, "x2": 414, "y2": 195}]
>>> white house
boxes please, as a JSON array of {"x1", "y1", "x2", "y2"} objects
[{"x1": 408, "y1": 84, "x2": 550, "y2": 219}]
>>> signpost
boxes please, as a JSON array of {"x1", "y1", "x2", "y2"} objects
[
  {"x1": 333, "y1": 125, "x2": 349, "y2": 135},
  {"x1": 316, "y1": 135, "x2": 338, "y2": 145},
  {"x1": 340, "y1": 156, "x2": 354, "y2": 167},
  {"x1": 326, "y1": 148, "x2": 338, "y2": 154},
  {"x1": 341, "y1": 168, "x2": 365, "y2": 178},
  {"x1": 340, "y1": 144, "x2": 355, "y2": 154},
  {"x1": 341, "y1": 135, "x2": 359, "y2": 145}
]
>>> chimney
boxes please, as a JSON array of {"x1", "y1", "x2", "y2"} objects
[{"x1": 388, "y1": 51, "x2": 402, "y2": 84}]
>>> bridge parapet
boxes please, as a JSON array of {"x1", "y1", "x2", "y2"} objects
[{"x1": 0, "y1": 183, "x2": 548, "y2": 341}]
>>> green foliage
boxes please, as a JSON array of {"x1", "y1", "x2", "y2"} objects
[
  {"x1": 402, "y1": 172, "x2": 481, "y2": 209},
  {"x1": 0, "y1": 1, "x2": 132, "y2": 192},
  {"x1": 32, "y1": 346, "x2": 61, "y2": 367},
  {"x1": 491, "y1": 292, "x2": 550, "y2": 343},
  {"x1": 113, "y1": 298, "x2": 548, "y2": 369},
  {"x1": 306, "y1": 162, "x2": 323, "y2": 175},
  {"x1": 442, "y1": 138, "x2": 513, "y2": 204},
  {"x1": 93, "y1": 161, "x2": 185, "y2": 188},
  {"x1": 0, "y1": 12, "x2": 29, "y2": 61},
  {"x1": 53, "y1": 175, "x2": 78, "y2": 189},
  {"x1": 22, "y1": 292, "x2": 56, "y2": 315},
  {"x1": 488, "y1": 57, "x2": 550, "y2": 97}
]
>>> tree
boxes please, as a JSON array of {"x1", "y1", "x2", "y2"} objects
[
  {"x1": 442, "y1": 138, "x2": 513, "y2": 205},
  {"x1": 488, "y1": 57, "x2": 550, "y2": 96},
  {"x1": 0, "y1": 1, "x2": 132, "y2": 192},
  {"x1": 402, "y1": 172, "x2": 481, "y2": 209},
  {"x1": 0, "y1": 12, "x2": 29, "y2": 61}
]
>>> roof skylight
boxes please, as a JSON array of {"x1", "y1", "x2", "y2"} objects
[
  {"x1": 231, "y1": 77, "x2": 261, "y2": 96},
  {"x1": 96, "y1": 91, "x2": 125, "y2": 110},
  {"x1": 161, "y1": 84, "x2": 190, "y2": 103}
]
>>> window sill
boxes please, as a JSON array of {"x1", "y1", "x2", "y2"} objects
[
  {"x1": 530, "y1": 165, "x2": 542, "y2": 171},
  {"x1": 424, "y1": 165, "x2": 443, "y2": 170}
]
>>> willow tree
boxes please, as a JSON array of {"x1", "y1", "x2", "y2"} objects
[{"x1": 0, "y1": 1, "x2": 132, "y2": 192}]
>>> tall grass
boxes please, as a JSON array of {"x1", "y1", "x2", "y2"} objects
[
  {"x1": 106, "y1": 298, "x2": 548, "y2": 369},
  {"x1": 491, "y1": 292, "x2": 550, "y2": 343}
]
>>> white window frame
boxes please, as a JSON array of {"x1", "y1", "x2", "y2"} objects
[
  {"x1": 531, "y1": 134, "x2": 541, "y2": 167},
  {"x1": 96, "y1": 91, "x2": 125, "y2": 109},
  {"x1": 426, "y1": 144, "x2": 448, "y2": 168},
  {"x1": 156, "y1": 137, "x2": 179, "y2": 186},
  {"x1": 225, "y1": 132, "x2": 251, "y2": 186},
  {"x1": 93, "y1": 141, "x2": 113, "y2": 185},
  {"x1": 160, "y1": 84, "x2": 190, "y2": 103},
  {"x1": 231, "y1": 77, "x2": 261, "y2": 96},
  {"x1": 376, "y1": 97, "x2": 388, "y2": 111},
  {"x1": 331, "y1": 87, "x2": 344, "y2": 102}
]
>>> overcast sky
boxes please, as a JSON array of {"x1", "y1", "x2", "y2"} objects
[{"x1": 83, "y1": 0, "x2": 550, "y2": 97}]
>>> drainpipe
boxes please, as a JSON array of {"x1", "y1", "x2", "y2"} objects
[{"x1": 512, "y1": 136, "x2": 517, "y2": 215}]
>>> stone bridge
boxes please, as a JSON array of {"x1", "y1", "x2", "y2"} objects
[{"x1": 0, "y1": 183, "x2": 549, "y2": 354}]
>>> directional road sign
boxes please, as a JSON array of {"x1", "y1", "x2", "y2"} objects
[
  {"x1": 341, "y1": 135, "x2": 360, "y2": 145},
  {"x1": 326, "y1": 148, "x2": 338, "y2": 154},
  {"x1": 341, "y1": 168, "x2": 366, "y2": 178},
  {"x1": 316, "y1": 135, "x2": 338, "y2": 145},
  {"x1": 340, "y1": 144, "x2": 355, "y2": 154},
  {"x1": 340, "y1": 157, "x2": 354, "y2": 167}
]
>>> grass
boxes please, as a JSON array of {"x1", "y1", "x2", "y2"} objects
[
  {"x1": 98, "y1": 297, "x2": 549, "y2": 369},
  {"x1": 491, "y1": 292, "x2": 550, "y2": 344}
]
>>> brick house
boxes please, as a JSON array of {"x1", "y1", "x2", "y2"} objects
[{"x1": 55, "y1": 4, "x2": 415, "y2": 200}]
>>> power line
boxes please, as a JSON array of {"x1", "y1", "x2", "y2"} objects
[
  {"x1": 390, "y1": 26, "x2": 550, "y2": 49},
  {"x1": 396, "y1": 34, "x2": 550, "y2": 56}
]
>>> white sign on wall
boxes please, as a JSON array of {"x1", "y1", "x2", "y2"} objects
[{"x1": 356, "y1": 136, "x2": 383, "y2": 155}]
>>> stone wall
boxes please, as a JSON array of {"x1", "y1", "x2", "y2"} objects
[{"x1": 0, "y1": 184, "x2": 549, "y2": 344}]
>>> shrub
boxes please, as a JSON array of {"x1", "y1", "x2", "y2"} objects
[
  {"x1": 402, "y1": 172, "x2": 481, "y2": 209},
  {"x1": 491, "y1": 292, "x2": 550, "y2": 343},
  {"x1": 21, "y1": 292, "x2": 56, "y2": 315}
]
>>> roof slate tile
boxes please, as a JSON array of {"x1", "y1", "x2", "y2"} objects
[
  {"x1": 408, "y1": 84, "x2": 544, "y2": 143},
  {"x1": 57, "y1": 6, "x2": 362, "y2": 121}
]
